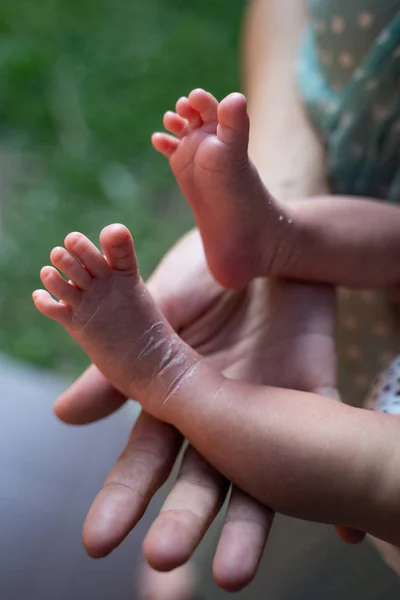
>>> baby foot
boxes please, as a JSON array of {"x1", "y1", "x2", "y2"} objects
[
  {"x1": 33, "y1": 224, "x2": 203, "y2": 416},
  {"x1": 152, "y1": 89, "x2": 293, "y2": 288}
]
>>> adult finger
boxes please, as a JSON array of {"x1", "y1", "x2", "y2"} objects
[
  {"x1": 213, "y1": 487, "x2": 273, "y2": 592},
  {"x1": 83, "y1": 412, "x2": 182, "y2": 557},
  {"x1": 143, "y1": 445, "x2": 229, "y2": 571},
  {"x1": 144, "y1": 450, "x2": 274, "y2": 592},
  {"x1": 54, "y1": 364, "x2": 127, "y2": 424}
]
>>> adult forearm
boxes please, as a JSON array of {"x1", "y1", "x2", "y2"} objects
[{"x1": 242, "y1": 0, "x2": 328, "y2": 199}]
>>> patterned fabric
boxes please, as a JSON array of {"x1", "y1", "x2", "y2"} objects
[
  {"x1": 365, "y1": 355, "x2": 400, "y2": 414},
  {"x1": 295, "y1": 2, "x2": 400, "y2": 413},
  {"x1": 298, "y1": 2, "x2": 400, "y2": 201}
]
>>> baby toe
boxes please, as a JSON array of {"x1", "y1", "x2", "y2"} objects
[
  {"x1": 99, "y1": 224, "x2": 139, "y2": 274},
  {"x1": 64, "y1": 232, "x2": 110, "y2": 279},
  {"x1": 40, "y1": 266, "x2": 82, "y2": 307},
  {"x1": 50, "y1": 246, "x2": 92, "y2": 290}
]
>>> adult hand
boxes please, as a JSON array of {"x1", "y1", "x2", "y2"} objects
[{"x1": 55, "y1": 228, "x2": 338, "y2": 590}]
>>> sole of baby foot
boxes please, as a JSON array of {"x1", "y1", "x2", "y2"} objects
[
  {"x1": 152, "y1": 88, "x2": 293, "y2": 289},
  {"x1": 33, "y1": 223, "x2": 205, "y2": 418}
]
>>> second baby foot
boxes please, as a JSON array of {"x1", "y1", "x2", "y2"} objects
[
  {"x1": 33, "y1": 224, "x2": 207, "y2": 416},
  {"x1": 152, "y1": 89, "x2": 293, "y2": 288}
]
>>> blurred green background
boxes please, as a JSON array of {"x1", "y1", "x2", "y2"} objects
[{"x1": 0, "y1": 0, "x2": 242, "y2": 375}]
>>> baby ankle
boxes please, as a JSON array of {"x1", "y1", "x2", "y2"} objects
[{"x1": 133, "y1": 336, "x2": 204, "y2": 420}]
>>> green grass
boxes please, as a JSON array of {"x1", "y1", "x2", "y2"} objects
[{"x1": 0, "y1": 0, "x2": 242, "y2": 375}]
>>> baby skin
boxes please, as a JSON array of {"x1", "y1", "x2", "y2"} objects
[
  {"x1": 33, "y1": 224, "x2": 400, "y2": 547},
  {"x1": 152, "y1": 89, "x2": 400, "y2": 289}
]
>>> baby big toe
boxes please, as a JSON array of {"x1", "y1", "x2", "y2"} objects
[{"x1": 99, "y1": 224, "x2": 139, "y2": 274}]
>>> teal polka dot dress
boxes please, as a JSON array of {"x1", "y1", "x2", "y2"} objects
[
  {"x1": 298, "y1": 1, "x2": 400, "y2": 202},
  {"x1": 298, "y1": 4, "x2": 400, "y2": 418}
]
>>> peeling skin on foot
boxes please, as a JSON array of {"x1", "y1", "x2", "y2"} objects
[
  {"x1": 137, "y1": 324, "x2": 201, "y2": 407},
  {"x1": 138, "y1": 335, "x2": 164, "y2": 360},
  {"x1": 139, "y1": 334, "x2": 201, "y2": 407},
  {"x1": 157, "y1": 345, "x2": 186, "y2": 376},
  {"x1": 162, "y1": 361, "x2": 200, "y2": 405},
  {"x1": 137, "y1": 322, "x2": 167, "y2": 362},
  {"x1": 138, "y1": 335, "x2": 178, "y2": 369},
  {"x1": 158, "y1": 338, "x2": 178, "y2": 370},
  {"x1": 137, "y1": 328, "x2": 197, "y2": 399},
  {"x1": 138, "y1": 321, "x2": 164, "y2": 341}
]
